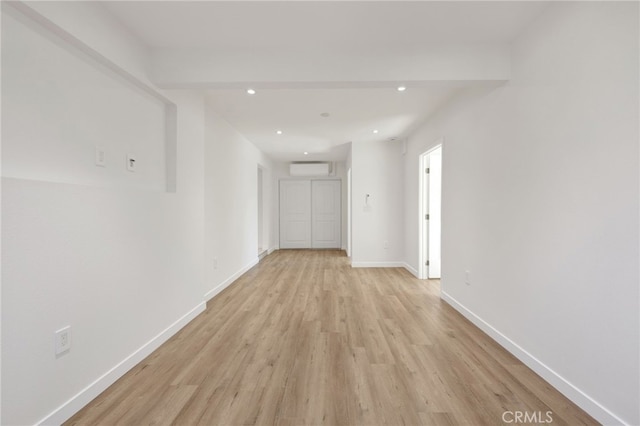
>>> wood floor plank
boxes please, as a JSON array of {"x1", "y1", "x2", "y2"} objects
[{"x1": 66, "y1": 250, "x2": 598, "y2": 426}]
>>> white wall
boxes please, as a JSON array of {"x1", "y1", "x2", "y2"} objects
[
  {"x1": 404, "y1": 2, "x2": 639, "y2": 424},
  {"x1": 23, "y1": 1, "x2": 151, "y2": 85},
  {"x1": 1, "y1": 4, "x2": 207, "y2": 425},
  {"x1": 351, "y1": 140, "x2": 404, "y2": 267},
  {"x1": 203, "y1": 108, "x2": 273, "y2": 300},
  {"x1": 2, "y1": 101, "x2": 207, "y2": 426},
  {"x1": 2, "y1": 7, "x2": 166, "y2": 191}
]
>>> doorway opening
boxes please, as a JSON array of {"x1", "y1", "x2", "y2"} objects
[
  {"x1": 419, "y1": 142, "x2": 443, "y2": 279},
  {"x1": 347, "y1": 168, "x2": 352, "y2": 258},
  {"x1": 257, "y1": 166, "x2": 267, "y2": 259}
]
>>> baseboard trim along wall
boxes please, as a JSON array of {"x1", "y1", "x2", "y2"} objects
[
  {"x1": 351, "y1": 261, "x2": 406, "y2": 268},
  {"x1": 204, "y1": 257, "x2": 260, "y2": 301},
  {"x1": 441, "y1": 291, "x2": 627, "y2": 426},
  {"x1": 351, "y1": 261, "x2": 419, "y2": 278},
  {"x1": 402, "y1": 263, "x2": 419, "y2": 278},
  {"x1": 37, "y1": 302, "x2": 207, "y2": 426}
]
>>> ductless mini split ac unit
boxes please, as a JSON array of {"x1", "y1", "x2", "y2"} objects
[{"x1": 289, "y1": 162, "x2": 332, "y2": 177}]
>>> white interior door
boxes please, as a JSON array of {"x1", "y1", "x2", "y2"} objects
[
  {"x1": 427, "y1": 147, "x2": 442, "y2": 278},
  {"x1": 311, "y1": 180, "x2": 341, "y2": 248},
  {"x1": 279, "y1": 180, "x2": 311, "y2": 248},
  {"x1": 419, "y1": 142, "x2": 443, "y2": 279}
]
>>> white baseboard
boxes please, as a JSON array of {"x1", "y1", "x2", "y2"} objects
[
  {"x1": 38, "y1": 302, "x2": 206, "y2": 426},
  {"x1": 401, "y1": 262, "x2": 419, "y2": 278},
  {"x1": 204, "y1": 257, "x2": 259, "y2": 301},
  {"x1": 351, "y1": 261, "x2": 419, "y2": 278},
  {"x1": 441, "y1": 292, "x2": 627, "y2": 426},
  {"x1": 268, "y1": 246, "x2": 278, "y2": 255},
  {"x1": 351, "y1": 261, "x2": 406, "y2": 268}
]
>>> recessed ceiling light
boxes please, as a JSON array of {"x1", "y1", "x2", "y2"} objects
[
  {"x1": 247, "y1": 88, "x2": 256, "y2": 95},
  {"x1": 397, "y1": 86, "x2": 406, "y2": 92},
  {"x1": 276, "y1": 130, "x2": 282, "y2": 135},
  {"x1": 304, "y1": 152, "x2": 309, "y2": 155},
  {"x1": 373, "y1": 130, "x2": 379, "y2": 134}
]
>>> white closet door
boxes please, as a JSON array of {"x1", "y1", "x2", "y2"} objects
[
  {"x1": 311, "y1": 180, "x2": 341, "y2": 249},
  {"x1": 279, "y1": 180, "x2": 311, "y2": 248}
]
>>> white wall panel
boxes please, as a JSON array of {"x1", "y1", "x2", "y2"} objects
[{"x1": 404, "y1": 2, "x2": 638, "y2": 424}]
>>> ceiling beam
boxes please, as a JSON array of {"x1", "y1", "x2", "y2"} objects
[{"x1": 150, "y1": 44, "x2": 510, "y2": 89}]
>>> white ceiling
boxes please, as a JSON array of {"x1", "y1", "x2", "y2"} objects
[
  {"x1": 104, "y1": 2, "x2": 548, "y2": 50},
  {"x1": 205, "y1": 84, "x2": 476, "y2": 162},
  {"x1": 103, "y1": 1, "x2": 549, "y2": 162}
]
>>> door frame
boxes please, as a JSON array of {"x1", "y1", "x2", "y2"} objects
[{"x1": 418, "y1": 140, "x2": 443, "y2": 280}]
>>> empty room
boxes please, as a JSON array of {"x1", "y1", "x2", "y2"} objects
[{"x1": 1, "y1": 1, "x2": 638, "y2": 425}]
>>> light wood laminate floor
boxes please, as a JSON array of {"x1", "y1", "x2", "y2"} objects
[{"x1": 67, "y1": 250, "x2": 597, "y2": 425}]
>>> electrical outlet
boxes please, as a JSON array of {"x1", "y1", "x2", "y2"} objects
[
  {"x1": 55, "y1": 326, "x2": 71, "y2": 356},
  {"x1": 383, "y1": 240, "x2": 389, "y2": 249},
  {"x1": 465, "y1": 270, "x2": 471, "y2": 285},
  {"x1": 213, "y1": 257, "x2": 218, "y2": 270}
]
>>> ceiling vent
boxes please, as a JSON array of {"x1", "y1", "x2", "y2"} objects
[{"x1": 289, "y1": 162, "x2": 332, "y2": 177}]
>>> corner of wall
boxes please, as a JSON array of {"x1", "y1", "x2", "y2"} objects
[
  {"x1": 441, "y1": 292, "x2": 628, "y2": 426},
  {"x1": 35, "y1": 302, "x2": 206, "y2": 426}
]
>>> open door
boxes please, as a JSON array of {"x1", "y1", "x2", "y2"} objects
[{"x1": 419, "y1": 143, "x2": 442, "y2": 279}]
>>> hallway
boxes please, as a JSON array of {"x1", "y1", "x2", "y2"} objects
[{"x1": 67, "y1": 250, "x2": 595, "y2": 425}]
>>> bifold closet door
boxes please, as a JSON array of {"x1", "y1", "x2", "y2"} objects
[
  {"x1": 311, "y1": 180, "x2": 341, "y2": 249},
  {"x1": 279, "y1": 179, "x2": 341, "y2": 249},
  {"x1": 279, "y1": 180, "x2": 312, "y2": 249}
]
